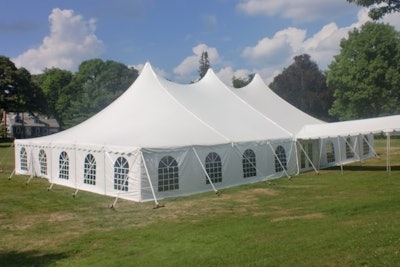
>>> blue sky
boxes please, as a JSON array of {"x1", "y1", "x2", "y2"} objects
[{"x1": 1, "y1": 0, "x2": 399, "y2": 85}]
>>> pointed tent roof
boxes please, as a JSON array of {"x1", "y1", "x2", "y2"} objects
[
  {"x1": 158, "y1": 68, "x2": 293, "y2": 142},
  {"x1": 27, "y1": 63, "x2": 231, "y2": 149},
  {"x1": 25, "y1": 63, "x2": 293, "y2": 150},
  {"x1": 231, "y1": 74, "x2": 324, "y2": 134}
]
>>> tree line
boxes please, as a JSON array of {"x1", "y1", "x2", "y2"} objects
[{"x1": 1, "y1": 17, "x2": 400, "y2": 131}]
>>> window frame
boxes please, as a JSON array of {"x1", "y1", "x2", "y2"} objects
[
  {"x1": 205, "y1": 152, "x2": 222, "y2": 184},
  {"x1": 158, "y1": 156, "x2": 179, "y2": 192},
  {"x1": 242, "y1": 149, "x2": 256, "y2": 178}
]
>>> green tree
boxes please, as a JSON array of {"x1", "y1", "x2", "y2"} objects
[
  {"x1": 232, "y1": 73, "x2": 255, "y2": 88},
  {"x1": 347, "y1": 0, "x2": 400, "y2": 20},
  {"x1": 62, "y1": 59, "x2": 139, "y2": 128},
  {"x1": 33, "y1": 68, "x2": 73, "y2": 126},
  {"x1": 269, "y1": 54, "x2": 335, "y2": 121},
  {"x1": 327, "y1": 22, "x2": 400, "y2": 120},
  {"x1": 0, "y1": 56, "x2": 45, "y2": 114},
  {"x1": 198, "y1": 51, "x2": 210, "y2": 80}
]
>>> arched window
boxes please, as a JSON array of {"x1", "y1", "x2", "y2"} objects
[
  {"x1": 20, "y1": 147, "x2": 28, "y2": 171},
  {"x1": 84, "y1": 154, "x2": 96, "y2": 185},
  {"x1": 242, "y1": 149, "x2": 256, "y2": 178},
  {"x1": 114, "y1": 157, "x2": 129, "y2": 191},
  {"x1": 205, "y1": 152, "x2": 222, "y2": 184},
  {"x1": 274, "y1": 146, "x2": 287, "y2": 172},
  {"x1": 39, "y1": 149, "x2": 47, "y2": 175},
  {"x1": 363, "y1": 136, "x2": 370, "y2": 155},
  {"x1": 345, "y1": 137, "x2": 354, "y2": 159},
  {"x1": 326, "y1": 141, "x2": 335, "y2": 163},
  {"x1": 158, "y1": 156, "x2": 179, "y2": 192},
  {"x1": 59, "y1": 151, "x2": 69, "y2": 180}
]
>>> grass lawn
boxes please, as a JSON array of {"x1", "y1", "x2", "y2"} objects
[{"x1": 0, "y1": 139, "x2": 399, "y2": 266}]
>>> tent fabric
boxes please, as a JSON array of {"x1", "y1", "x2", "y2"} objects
[
  {"x1": 14, "y1": 63, "x2": 297, "y2": 202},
  {"x1": 13, "y1": 62, "x2": 398, "y2": 202},
  {"x1": 296, "y1": 115, "x2": 400, "y2": 139},
  {"x1": 231, "y1": 74, "x2": 324, "y2": 135}
]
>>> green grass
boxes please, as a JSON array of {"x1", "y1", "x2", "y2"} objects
[{"x1": 0, "y1": 139, "x2": 400, "y2": 266}]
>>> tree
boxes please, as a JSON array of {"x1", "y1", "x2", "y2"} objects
[
  {"x1": 0, "y1": 56, "x2": 45, "y2": 114},
  {"x1": 269, "y1": 54, "x2": 335, "y2": 121},
  {"x1": 33, "y1": 68, "x2": 73, "y2": 126},
  {"x1": 232, "y1": 73, "x2": 255, "y2": 88},
  {"x1": 62, "y1": 59, "x2": 139, "y2": 128},
  {"x1": 198, "y1": 51, "x2": 210, "y2": 79},
  {"x1": 347, "y1": 0, "x2": 400, "y2": 20},
  {"x1": 327, "y1": 22, "x2": 400, "y2": 120}
]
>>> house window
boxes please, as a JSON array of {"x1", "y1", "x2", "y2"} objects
[
  {"x1": 20, "y1": 147, "x2": 28, "y2": 171},
  {"x1": 114, "y1": 157, "x2": 129, "y2": 191},
  {"x1": 39, "y1": 149, "x2": 47, "y2": 175},
  {"x1": 363, "y1": 136, "x2": 370, "y2": 155},
  {"x1": 158, "y1": 156, "x2": 179, "y2": 192},
  {"x1": 275, "y1": 146, "x2": 287, "y2": 172},
  {"x1": 84, "y1": 154, "x2": 96, "y2": 185},
  {"x1": 326, "y1": 141, "x2": 335, "y2": 163},
  {"x1": 59, "y1": 151, "x2": 69, "y2": 180},
  {"x1": 242, "y1": 149, "x2": 256, "y2": 178},
  {"x1": 345, "y1": 137, "x2": 354, "y2": 159},
  {"x1": 205, "y1": 152, "x2": 222, "y2": 184}
]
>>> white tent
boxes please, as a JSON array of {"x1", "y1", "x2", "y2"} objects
[
  {"x1": 231, "y1": 74, "x2": 324, "y2": 135},
  {"x1": 14, "y1": 63, "x2": 297, "y2": 203},
  {"x1": 13, "y1": 62, "x2": 398, "y2": 203},
  {"x1": 296, "y1": 115, "x2": 400, "y2": 173},
  {"x1": 230, "y1": 74, "x2": 379, "y2": 172}
]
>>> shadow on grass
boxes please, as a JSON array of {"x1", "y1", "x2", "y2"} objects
[
  {"x1": 327, "y1": 165, "x2": 400, "y2": 171},
  {"x1": 0, "y1": 250, "x2": 68, "y2": 267}
]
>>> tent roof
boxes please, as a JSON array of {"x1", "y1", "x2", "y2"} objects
[
  {"x1": 296, "y1": 115, "x2": 400, "y2": 139},
  {"x1": 22, "y1": 63, "x2": 292, "y2": 149},
  {"x1": 158, "y1": 69, "x2": 292, "y2": 142},
  {"x1": 231, "y1": 74, "x2": 324, "y2": 134}
]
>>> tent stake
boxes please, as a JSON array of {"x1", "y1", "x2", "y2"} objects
[
  {"x1": 72, "y1": 189, "x2": 79, "y2": 198},
  {"x1": 47, "y1": 183, "x2": 54, "y2": 191},
  {"x1": 8, "y1": 168, "x2": 15, "y2": 180}
]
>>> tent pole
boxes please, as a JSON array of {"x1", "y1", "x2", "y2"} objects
[
  {"x1": 387, "y1": 132, "x2": 391, "y2": 176},
  {"x1": 296, "y1": 141, "x2": 319, "y2": 175},
  {"x1": 343, "y1": 136, "x2": 360, "y2": 162},
  {"x1": 25, "y1": 149, "x2": 36, "y2": 185},
  {"x1": 337, "y1": 137, "x2": 343, "y2": 175},
  {"x1": 8, "y1": 168, "x2": 15, "y2": 180},
  {"x1": 318, "y1": 138, "x2": 323, "y2": 170},
  {"x1": 292, "y1": 140, "x2": 300, "y2": 175},
  {"x1": 268, "y1": 143, "x2": 291, "y2": 179},
  {"x1": 140, "y1": 151, "x2": 164, "y2": 208},
  {"x1": 362, "y1": 135, "x2": 378, "y2": 159},
  {"x1": 192, "y1": 147, "x2": 219, "y2": 195}
]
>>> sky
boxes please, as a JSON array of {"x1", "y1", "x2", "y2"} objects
[{"x1": 1, "y1": 0, "x2": 400, "y2": 86}]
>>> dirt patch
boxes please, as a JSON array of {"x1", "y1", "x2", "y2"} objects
[{"x1": 271, "y1": 212, "x2": 325, "y2": 222}]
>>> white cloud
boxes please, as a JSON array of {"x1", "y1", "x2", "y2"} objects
[
  {"x1": 237, "y1": 0, "x2": 355, "y2": 22},
  {"x1": 173, "y1": 44, "x2": 220, "y2": 77},
  {"x1": 242, "y1": 27, "x2": 306, "y2": 66},
  {"x1": 12, "y1": 8, "x2": 104, "y2": 74},
  {"x1": 215, "y1": 67, "x2": 253, "y2": 87},
  {"x1": 239, "y1": 7, "x2": 377, "y2": 83}
]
